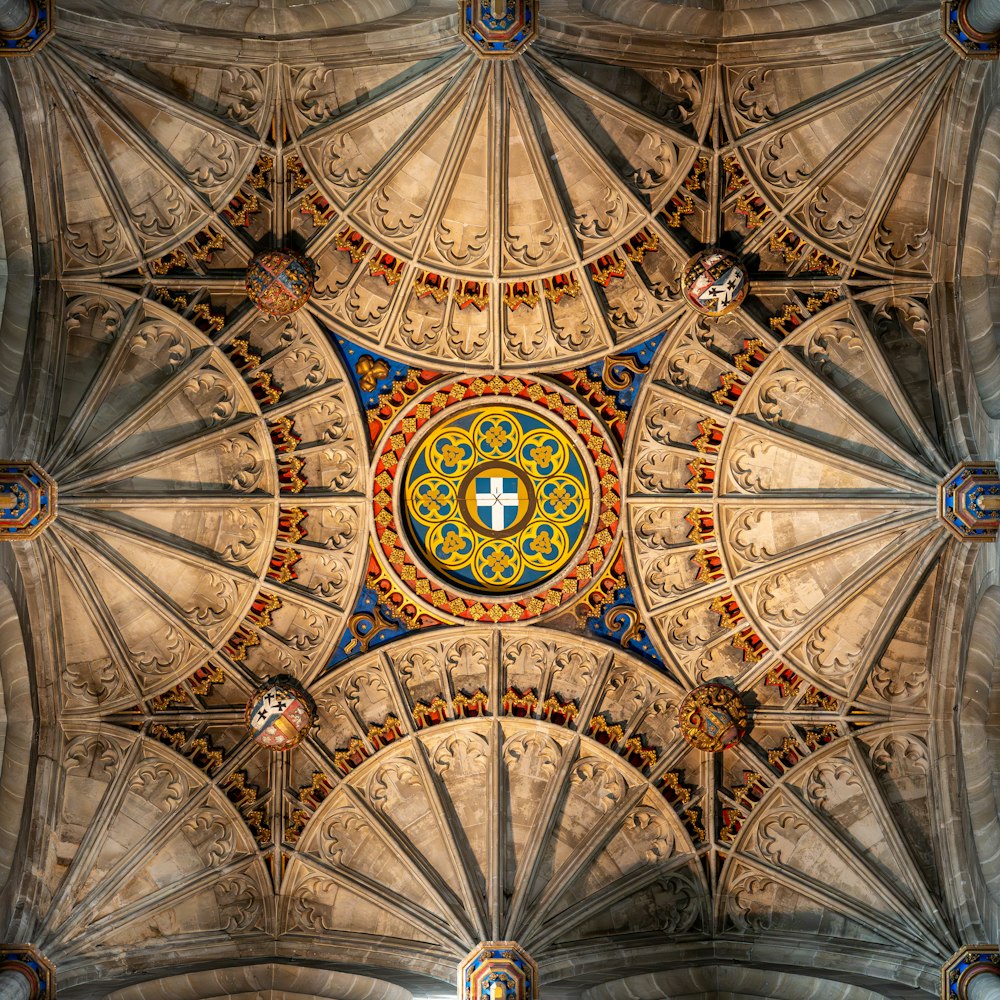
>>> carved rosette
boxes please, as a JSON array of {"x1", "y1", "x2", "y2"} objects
[
  {"x1": 678, "y1": 683, "x2": 748, "y2": 752},
  {"x1": 0, "y1": 944, "x2": 55, "y2": 999},
  {"x1": 942, "y1": 947, "x2": 1000, "y2": 999},
  {"x1": 0, "y1": 462, "x2": 56, "y2": 540},
  {"x1": 939, "y1": 462, "x2": 1000, "y2": 540},
  {"x1": 459, "y1": 942, "x2": 538, "y2": 1000}
]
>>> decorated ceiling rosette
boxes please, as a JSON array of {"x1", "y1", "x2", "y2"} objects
[
  {"x1": 371, "y1": 374, "x2": 621, "y2": 623},
  {"x1": 401, "y1": 402, "x2": 593, "y2": 595}
]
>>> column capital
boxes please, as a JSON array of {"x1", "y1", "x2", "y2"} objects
[
  {"x1": 0, "y1": 945, "x2": 55, "y2": 1000},
  {"x1": 943, "y1": 0, "x2": 1000, "y2": 58},
  {"x1": 459, "y1": 942, "x2": 538, "y2": 1000},
  {"x1": 943, "y1": 945, "x2": 1000, "y2": 1000}
]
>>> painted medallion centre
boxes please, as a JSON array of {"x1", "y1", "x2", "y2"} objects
[
  {"x1": 372, "y1": 375, "x2": 620, "y2": 623},
  {"x1": 402, "y1": 405, "x2": 591, "y2": 594}
]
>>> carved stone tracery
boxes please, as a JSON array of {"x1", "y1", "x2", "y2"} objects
[{"x1": 0, "y1": 3, "x2": 990, "y2": 999}]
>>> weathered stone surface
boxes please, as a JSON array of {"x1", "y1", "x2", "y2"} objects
[{"x1": 0, "y1": 2, "x2": 996, "y2": 998}]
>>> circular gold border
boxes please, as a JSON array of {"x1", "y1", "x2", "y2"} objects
[{"x1": 374, "y1": 378, "x2": 617, "y2": 622}]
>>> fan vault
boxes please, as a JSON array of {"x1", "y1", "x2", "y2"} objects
[{"x1": 0, "y1": 1, "x2": 998, "y2": 999}]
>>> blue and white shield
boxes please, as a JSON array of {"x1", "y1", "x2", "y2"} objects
[
  {"x1": 694, "y1": 265, "x2": 743, "y2": 311},
  {"x1": 475, "y1": 476, "x2": 521, "y2": 531}
]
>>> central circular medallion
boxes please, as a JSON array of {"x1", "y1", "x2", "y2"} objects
[
  {"x1": 372, "y1": 375, "x2": 620, "y2": 623},
  {"x1": 402, "y1": 404, "x2": 592, "y2": 595},
  {"x1": 681, "y1": 248, "x2": 749, "y2": 318}
]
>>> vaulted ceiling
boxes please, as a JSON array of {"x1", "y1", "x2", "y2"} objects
[{"x1": 0, "y1": 2, "x2": 998, "y2": 999}]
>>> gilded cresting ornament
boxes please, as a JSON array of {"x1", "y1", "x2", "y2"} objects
[
  {"x1": 679, "y1": 683, "x2": 748, "y2": 752},
  {"x1": 245, "y1": 248, "x2": 316, "y2": 317},
  {"x1": 245, "y1": 675, "x2": 317, "y2": 751}
]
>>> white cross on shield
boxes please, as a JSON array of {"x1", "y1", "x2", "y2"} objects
[{"x1": 475, "y1": 476, "x2": 520, "y2": 531}]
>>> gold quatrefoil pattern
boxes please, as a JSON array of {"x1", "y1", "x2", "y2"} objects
[
  {"x1": 403, "y1": 404, "x2": 591, "y2": 594},
  {"x1": 372, "y1": 376, "x2": 621, "y2": 623}
]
